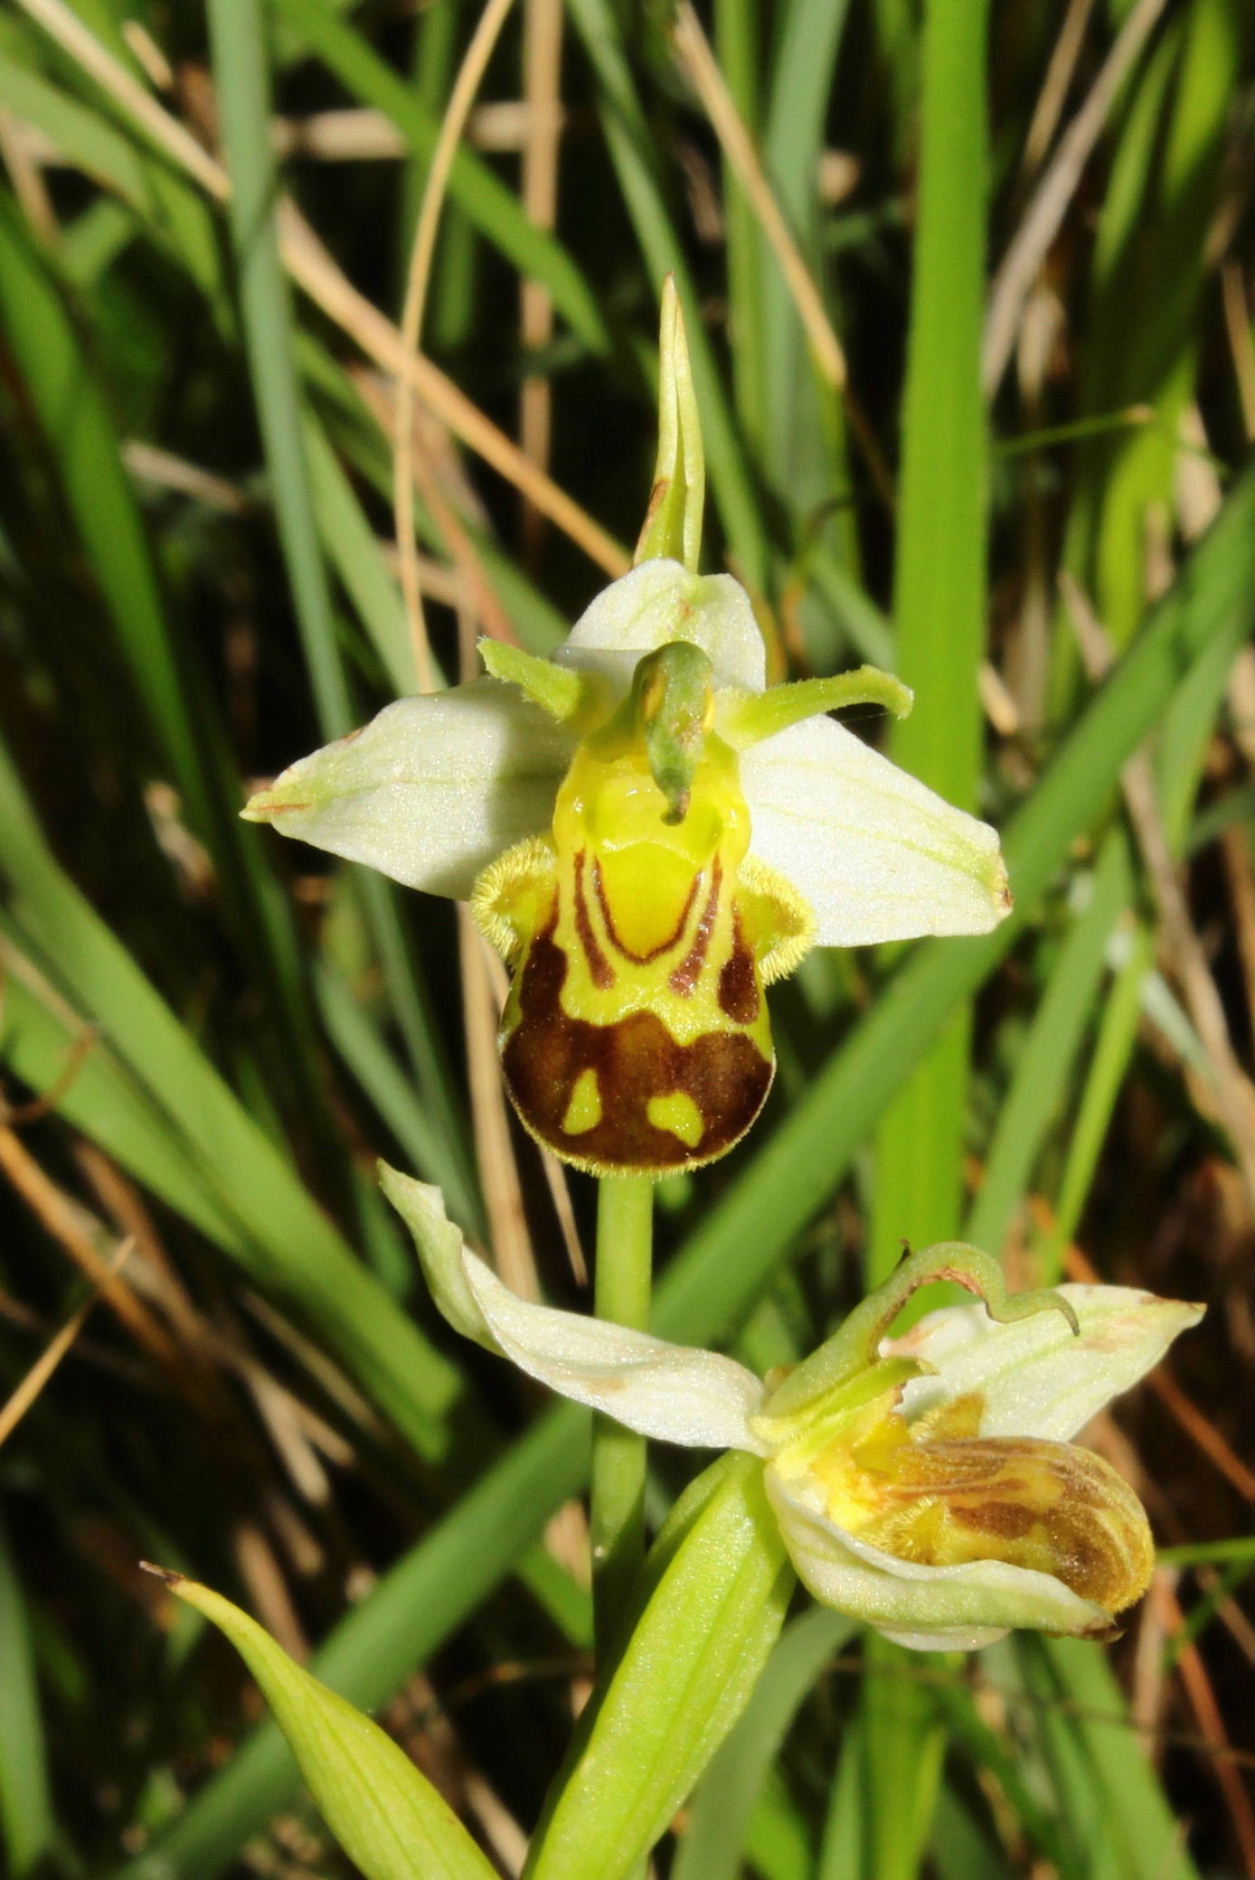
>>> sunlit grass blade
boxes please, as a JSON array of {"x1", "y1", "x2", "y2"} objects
[
  {"x1": 1024, "y1": 1637, "x2": 1201, "y2": 1880},
  {"x1": 963, "y1": 833, "x2": 1134, "y2": 1256},
  {"x1": 868, "y1": 0, "x2": 991, "y2": 1291}
]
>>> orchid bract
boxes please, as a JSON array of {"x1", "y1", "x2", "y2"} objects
[
  {"x1": 383, "y1": 1166, "x2": 1202, "y2": 1651},
  {"x1": 244, "y1": 557, "x2": 1010, "y2": 1173}
]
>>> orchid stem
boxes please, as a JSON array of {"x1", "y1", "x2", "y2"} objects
[{"x1": 590, "y1": 1173, "x2": 654, "y2": 1667}]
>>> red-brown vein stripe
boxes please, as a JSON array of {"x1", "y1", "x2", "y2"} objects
[
  {"x1": 573, "y1": 850, "x2": 615, "y2": 988},
  {"x1": 669, "y1": 857, "x2": 723, "y2": 996}
]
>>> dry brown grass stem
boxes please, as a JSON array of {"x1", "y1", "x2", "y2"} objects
[
  {"x1": 0, "y1": 1236, "x2": 132, "y2": 1448},
  {"x1": 670, "y1": 3, "x2": 847, "y2": 394},
  {"x1": 17, "y1": 0, "x2": 228, "y2": 200},
  {"x1": 0, "y1": 106, "x2": 58, "y2": 242},
  {"x1": 984, "y1": 0, "x2": 1169, "y2": 393},
  {"x1": 1221, "y1": 260, "x2": 1255, "y2": 440},
  {"x1": 0, "y1": 1124, "x2": 184, "y2": 1375},
  {"x1": 1157, "y1": 1576, "x2": 1255, "y2": 1872},
  {"x1": 459, "y1": 908, "x2": 540, "y2": 1302},
  {"x1": 278, "y1": 199, "x2": 628, "y2": 579},
  {"x1": 520, "y1": 0, "x2": 565, "y2": 561},
  {"x1": 670, "y1": 2, "x2": 893, "y2": 515},
  {"x1": 394, "y1": 0, "x2": 518, "y2": 692},
  {"x1": 1021, "y1": 0, "x2": 1098, "y2": 175}
]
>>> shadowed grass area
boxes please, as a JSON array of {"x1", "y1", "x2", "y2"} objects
[{"x1": 0, "y1": 3, "x2": 1250, "y2": 1878}]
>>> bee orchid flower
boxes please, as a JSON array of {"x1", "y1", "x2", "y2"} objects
[
  {"x1": 382, "y1": 1165, "x2": 1202, "y2": 1651},
  {"x1": 244, "y1": 558, "x2": 1011, "y2": 1173}
]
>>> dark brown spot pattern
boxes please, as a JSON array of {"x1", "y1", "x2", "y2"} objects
[{"x1": 502, "y1": 918, "x2": 772, "y2": 1171}]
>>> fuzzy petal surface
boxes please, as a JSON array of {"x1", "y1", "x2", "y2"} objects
[
  {"x1": 765, "y1": 1471, "x2": 1113, "y2": 1651},
  {"x1": 462, "y1": 1254, "x2": 769, "y2": 1451},
  {"x1": 740, "y1": 715, "x2": 1012, "y2": 945},
  {"x1": 553, "y1": 560, "x2": 767, "y2": 693},
  {"x1": 243, "y1": 681, "x2": 572, "y2": 899},
  {"x1": 887, "y1": 1285, "x2": 1205, "y2": 1442}
]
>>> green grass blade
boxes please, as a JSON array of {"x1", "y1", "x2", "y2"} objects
[
  {"x1": 761, "y1": 0, "x2": 853, "y2": 419},
  {"x1": 962, "y1": 834, "x2": 1133, "y2": 1256},
  {"x1": 1027, "y1": 1638, "x2": 1201, "y2": 1880},
  {"x1": 713, "y1": 0, "x2": 766, "y2": 455},
  {"x1": 674, "y1": 1607, "x2": 854, "y2": 1880},
  {"x1": 1037, "y1": 919, "x2": 1153, "y2": 1280},
  {"x1": 868, "y1": 0, "x2": 991, "y2": 1301},
  {"x1": 0, "y1": 1514, "x2": 55, "y2": 1876},
  {"x1": 302, "y1": 412, "x2": 418, "y2": 697},
  {"x1": 207, "y1": 0, "x2": 352, "y2": 740},
  {"x1": 0, "y1": 196, "x2": 206, "y2": 819}
]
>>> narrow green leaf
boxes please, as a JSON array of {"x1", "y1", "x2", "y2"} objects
[
  {"x1": 207, "y1": 0, "x2": 352, "y2": 741},
  {"x1": 1026, "y1": 1637, "x2": 1200, "y2": 1880},
  {"x1": 869, "y1": 0, "x2": 991, "y2": 1298},
  {"x1": 159, "y1": 1574, "x2": 498, "y2": 1880},
  {"x1": 526, "y1": 1454, "x2": 795, "y2": 1880},
  {"x1": 0, "y1": 1515, "x2": 54, "y2": 1876},
  {"x1": 962, "y1": 837, "x2": 1130, "y2": 1256},
  {"x1": 674, "y1": 1607, "x2": 854, "y2": 1880},
  {"x1": 118, "y1": 1407, "x2": 588, "y2": 1880}
]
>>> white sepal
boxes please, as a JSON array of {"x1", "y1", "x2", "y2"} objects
[
  {"x1": 243, "y1": 681, "x2": 572, "y2": 900},
  {"x1": 739, "y1": 715, "x2": 1012, "y2": 946},
  {"x1": 554, "y1": 560, "x2": 768, "y2": 693},
  {"x1": 462, "y1": 1255, "x2": 769, "y2": 1452},
  {"x1": 378, "y1": 1165, "x2": 497, "y2": 1352},
  {"x1": 765, "y1": 1471, "x2": 1112, "y2": 1652},
  {"x1": 888, "y1": 1285, "x2": 1205, "y2": 1443}
]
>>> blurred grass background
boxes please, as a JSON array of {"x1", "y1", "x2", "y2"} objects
[{"x1": 0, "y1": 0, "x2": 1251, "y2": 1876}]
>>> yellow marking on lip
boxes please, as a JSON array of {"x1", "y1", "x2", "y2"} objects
[
  {"x1": 561, "y1": 1068, "x2": 603, "y2": 1136},
  {"x1": 646, "y1": 1090, "x2": 705, "y2": 1150}
]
